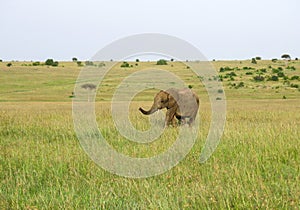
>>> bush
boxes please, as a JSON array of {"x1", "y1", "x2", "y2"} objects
[
  {"x1": 277, "y1": 72, "x2": 285, "y2": 77},
  {"x1": 291, "y1": 75, "x2": 299, "y2": 80},
  {"x1": 269, "y1": 75, "x2": 279, "y2": 81},
  {"x1": 271, "y1": 58, "x2": 278, "y2": 62},
  {"x1": 6, "y1": 63, "x2": 12, "y2": 67},
  {"x1": 85, "y1": 61, "x2": 94, "y2": 66},
  {"x1": 52, "y1": 61, "x2": 59, "y2": 67},
  {"x1": 226, "y1": 72, "x2": 237, "y2": 77},
  {"x1": 120, "y1": 62, "x2": 130, "y2": 68},
  {"x1": 259, "y1": 68, "x2": 267, "y2": 73},
  {"x1": 272, "y1": 68, "x2": 282, "y2": 74},
  {"x1": 98, "y1": 62, "x2": 106, "y2": 67},
  {"x1": 290, "y1": 84, "x2": 299, "y2": 88},
  {"x1": 77, "y1": 61, "x2": 83, "y2": 67},
  {"x1": 253, "y1": 75, "x2": 264, "y2": 81},
  {"x1": 286, "y1": 66, "x2": 296, "y2": 71},
  {"x1": 32, "y1": 61, "x2": 40, "y2": 66},
  {"x1": 220, "y1": 66, "x2": 234, "y2": 72},
  {"x1": 246, "y1": 72, "x2": 253, "y2": 75},
  {"x1": 251, "y1": 58, "x2": 257, "y2": 64},
  {"x1": 236, "y1": 82, "x2": 244, "y2": 88},
  {"x1": 156, "y1": 59, "x2": 168, "y2": 65}
]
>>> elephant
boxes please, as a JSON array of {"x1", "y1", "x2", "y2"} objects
[{"x1": 139, "y1": 88, "x2": 199, "y2": 126}]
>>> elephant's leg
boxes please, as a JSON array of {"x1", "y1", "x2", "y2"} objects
[
  {"x1": 165, "y1": 108, "x2": 176, "y2": 127},
  {"x1": 171, "y1": 117, "x2": 178, "y2": 127},
  {"x1": 187, "y1": 109, "x2": 199, "y2": 126}
]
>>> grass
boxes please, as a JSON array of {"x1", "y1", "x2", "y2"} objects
[{"x1": 0, "y1": 60, "x2": 299, "y2": 209}]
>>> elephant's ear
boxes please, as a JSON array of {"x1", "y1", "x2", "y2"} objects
[{"x1": 166, "y1": 88, "x2": 179, "y2": 108}]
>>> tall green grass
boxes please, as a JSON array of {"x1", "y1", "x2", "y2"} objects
[{"x1": 0, "y1": 100, "x2": 299, "y2": 209}]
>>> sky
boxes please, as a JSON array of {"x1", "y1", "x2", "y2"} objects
[{"x1": 1, "y1": 0, "x2": 299, "y2": 61}]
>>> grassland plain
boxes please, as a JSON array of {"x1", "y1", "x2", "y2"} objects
[{"x1": 0, "y1": 60, "x2": 299, "y2": 209}]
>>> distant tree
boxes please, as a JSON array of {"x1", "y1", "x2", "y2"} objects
[
  {"x1": 6, "y1": 63, "x2": 12, "y2": 67},
  {"x1": 81, "y1": 83, "x2": 97, "y2": 102},
  {"x1": 156, "y1": 59, "x2": 168, "y2": 65},
  {"x1": 281, "y1": 54, "x2": 291, "y2": 60},
  {"x1": 0, "y1": 59, "x2": 2, "y2": 62},
  {"x1": 251, "y1": 58, "x2": 257, "y2": 64},
  {"x1": 45, "y1": 59, "x2": 59, "y2": 67},
  {"x1": 45, "y1": 59, "x2": 54, "y2": 66},
  {"x1": 255, "y1": 56, "x2": 262, "y2": 60},
  {"x1": 271, "y1": 58, "x2": 278, "y2": 62},
  {"x1": 295, "y1": 57, "x2": 298, "y2": 61},
  {"x1": 170, "y1": 58, "x2": 174, "y2": 62},
  {"x1": 72, "y1": 57, "x2": 78, "y2": 62},
  {"x1": 135, "y1": 59, "x2": 140, "y2": 62}
]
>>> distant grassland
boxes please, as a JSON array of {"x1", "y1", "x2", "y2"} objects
[
  {"x1": 0, "y1": 59, "x2": 299, "y2": 101},
  {"x1": 0, "y1": 60, "x2": 299, "y2": 209}
]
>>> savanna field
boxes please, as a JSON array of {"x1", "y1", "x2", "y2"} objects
[{"x1": 0, "y1": 59, "x2": 299, "y2": 209}]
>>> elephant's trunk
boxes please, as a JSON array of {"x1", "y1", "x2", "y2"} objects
[{"x1": 139, "y1": 105, "x2": 158, "y2": 115}]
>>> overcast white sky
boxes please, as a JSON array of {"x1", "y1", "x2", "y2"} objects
[{"x1": 1, "y1": 0, "x2": 299, "y2": 61}]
